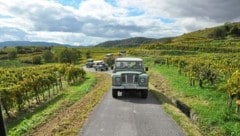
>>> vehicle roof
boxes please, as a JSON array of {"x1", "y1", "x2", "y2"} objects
[
  {"x1": 115, "y1": 57, "x2": 142, "y2": 61},
  {"x1": 94, "y1": 60, "x2": 104, "y2": 63}
]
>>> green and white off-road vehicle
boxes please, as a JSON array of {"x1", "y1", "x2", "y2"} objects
[{"x1": 112, "y1": 57, "x2": 149, "y2": 98}]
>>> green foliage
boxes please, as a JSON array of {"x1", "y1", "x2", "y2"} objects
[
  {"x1": 227, "y1": 70, "x2": 240, "y2": 112},
  {"x1": 96, "y1": 37, "x2": 163, "y2": 47},
  {"x1": 154, "y1": 65, "x2": 240, "y2": 136},
  {"x1": 229, "y1": 25, "x2": 240, "y2": 36},
  {"x1": 85, "y1": 50, "x2": 91, "y2": 59},
  {"x1": 42, "y1": 50, "x2": 54, "y2": 63},
  {"x1": 58, "y1": 48, "x2": 81, "y2": 64},
  {"x1": 16, "y1": 46, "x2": 50, "y2": 54},
  {"x1": 0, "y1": 64, "x2": 72, "y2": 118},
  {"x1": 7, "y1": 50, "x2": 17, "y2": 59},
  {"x1": 7, "y1": 73, "x2": 95, "y2": 136},
  {"x1": 65, "y1": 65, "x2": 86, "y2": 85},
  {"x1": 209, "y1": 27, "x2": 227, "y2": 39},
  {"x1": 32, "y1": 56, "x2": 42, "y2": 64},
  {"x1": 0, "y1": 60, "x2": 32, "y2": 68}
]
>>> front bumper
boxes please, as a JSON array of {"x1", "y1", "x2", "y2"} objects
[{"x1": 112, "y1": 84, "x2": 148, "y2": 90}]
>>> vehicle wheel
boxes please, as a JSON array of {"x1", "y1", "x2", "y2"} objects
[
  {"x1": 95, "y1": 68, "x2": 97, "y2": 71},
  {"x1": 141, "y1": 90, "x2": 148, "y2": 99},
  {"x1": 112, "y1": 89, "x2": 118, "y2": 98}
]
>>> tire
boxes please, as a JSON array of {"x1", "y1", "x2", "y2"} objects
[
  {"x1": 112, "y1": 89, "x2": 118, "y2": 98},
  {"x1": 141, "y1": 90, "x2": 148, "y2": 99}
]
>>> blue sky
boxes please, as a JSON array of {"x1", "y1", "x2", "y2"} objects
[
  {"x1": 56, "y1": 0, "x2": 83, "y2": 8},
  {"x1": 0, "y1": 0, "x2": 239, "y2": 46}
]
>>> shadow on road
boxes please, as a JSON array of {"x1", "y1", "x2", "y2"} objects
[{"x1": 116, "y1": 91, "x2": 160, "y2": 105}]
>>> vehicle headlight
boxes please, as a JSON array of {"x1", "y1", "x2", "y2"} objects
[
  {"x1": 140, "y1": 78, "x2": 145, "y2": 83},
  {"x1": 115, "y1": 77, "x2": 121, "y2": 82}
]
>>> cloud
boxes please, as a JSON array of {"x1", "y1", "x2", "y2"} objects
[
  {"x1": 117, "y1": 0, "x2": 240, "y2": 31},
  {"x1": 25, "y1": 31, "x2": 106, "y2": 46},
  {"x1": 0, "y1": 27, "x2": 27, "y2": 41},
  {"x1": 0, "y1": 0, "x2": 239, "y2": 45}
]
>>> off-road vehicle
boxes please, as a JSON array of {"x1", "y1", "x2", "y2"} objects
[
  {"x1": 112, "y1": 57, "x2": 148, "y2": 98},
  {"x1": 93, "y1": 60, "x2": 109, "y2": 71},
  {"x1": 86, "y1": 59, "x2": 94, "y2": 68}
]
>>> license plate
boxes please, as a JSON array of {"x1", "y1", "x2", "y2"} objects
[{"x1": 124, "y1": 84, "x2": 136, "y2": 89}]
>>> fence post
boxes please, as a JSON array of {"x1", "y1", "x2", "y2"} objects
[{"x1": 0, "y1": 101, "x2": 7, "y2": 136}]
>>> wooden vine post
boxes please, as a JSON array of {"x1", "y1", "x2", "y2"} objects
[
  {"x1": 236, "y1": 99, "x2": 240, "y2": 113},
  {"x1": 0, "y1": 100, "x2": 7, "y2": 136}
]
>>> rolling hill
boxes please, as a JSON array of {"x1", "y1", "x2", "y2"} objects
[
  {"x1": 0, "y1": 41, "x2": 72, "y2": 48},
  {"x1": 96, "y1": 22, "x2": 240, "y2": 48},
  {"x1": 95, "y1": 37, "x2": 174, "y2": 47}
]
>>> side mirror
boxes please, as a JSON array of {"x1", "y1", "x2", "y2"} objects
[{"x1": 145, "y1": 67, "x2": 149, "y2": 71}]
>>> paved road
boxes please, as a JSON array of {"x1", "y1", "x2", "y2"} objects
[{"x1": 80, "y1": 67, "x2": 185, "y2": 136}]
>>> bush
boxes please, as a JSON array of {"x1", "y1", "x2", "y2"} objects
[
  {"x1": 8, "y1": 50, "x2": 17, "y2": 59},
  {"x1": 209, "y1": 27, "x2": 227, "y2": 39},
  {"x1": 42, "y1": 50, "x2": 54, "y2": 63},
  {"x1": 32, "y1": 56, "x2": 42, "y2": 64},
  {"x1": 58, "y1": 48, "x2": 81, "y2": 64},
  {"x1": 229, "y1": 25, "x2": 240, "y2": 36}
]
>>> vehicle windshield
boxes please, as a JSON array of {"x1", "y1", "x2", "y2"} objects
[
  {"x1": 87, "y1": 59, "x2": 93, "y2": 62},
  {"x1": 115, "y1": 61, "x2": 143, "y2": 70}
]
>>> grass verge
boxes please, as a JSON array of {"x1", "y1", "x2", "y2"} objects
[
  {"x1": 150, "y1": 84, "x2": 202, "y2": 136},
  {"x1": 152, "y1": 65, "x2": 240, "y2": 136},
  {"x1": 7, "y1": 72, "x2": 97, "y2": 136},
  {"x1": 29, "y1": 72, "x2": 111, "y2": 136}
]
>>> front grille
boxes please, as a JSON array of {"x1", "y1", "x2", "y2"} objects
[{"x1": 122, "y1": 74, "x2": 138, "y2": 83}]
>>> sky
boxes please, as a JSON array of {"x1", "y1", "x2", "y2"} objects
[{"x1": 0, "y1": 0, "x2": 240, "y2": 46}]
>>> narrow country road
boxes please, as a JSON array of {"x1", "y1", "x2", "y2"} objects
[
  {"x1": 80, "y1": 67, "x2": 185, "y2": 136},
  {"x1": 79, "y1": 91, "x2": 185, "y2": 136}
]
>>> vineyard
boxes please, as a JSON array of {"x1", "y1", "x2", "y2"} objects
[
  {"x1": 0, "y1": 64, "x2": 85, "y2": 119},
  {"x1": 0, "y1": 22, "x2": 240, "y2": 136},
  {"x1": 128, "y1": 37, "x2": 240, "y2": 135}
]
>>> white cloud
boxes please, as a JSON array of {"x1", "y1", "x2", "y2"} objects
[
  {"x1": 0, "y1": 0, "x2": 239, "y2": 45},
  {"x1": 26, "y1": 31, "x2": 106, "y2": 46}
]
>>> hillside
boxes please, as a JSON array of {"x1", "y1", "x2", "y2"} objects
[
  {"x1": 0, "y1": 41, "x2": 72, "y2": 48},
  {"x1": 172, "y1": 22, "x2": 240, "y2": 43},
  {"x1": 95, "y1": 37, "x2": 174, "y2": 47}
]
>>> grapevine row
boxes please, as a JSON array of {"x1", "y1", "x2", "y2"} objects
[{"x1": 0, "y1": 64, "x2": 85, "y2": 118}]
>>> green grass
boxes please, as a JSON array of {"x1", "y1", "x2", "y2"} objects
[
  {"x1": 7, "y1": 73, "x2": 96, "y2": 136},
  {"x1": 163, "y1": 103, "x2": 202, "y2": 136},
  {"x1": 154, "y1": 65, "x2": 240, "y2": 136},
  {"x1": 0, "y1": 60, "x2": 32, "y2": 68}
]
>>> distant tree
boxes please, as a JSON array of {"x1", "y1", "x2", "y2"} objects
[
  {"x1": 162, "y1": 38, "x2": 172, "y2": 44},
  {"x1": 229, "y1": 25, "x2": 240, "y2": 36},
  {"x1": 32, "y1": 56, "x2": 42, "y2": 64},
  {"x1": 7, "y1": 50, "x2": 17, "y2": 59},
  {"x1": 209, "y1": 27, "x2": 227, "y2": 39},
  {"x1": 42, "y1": 50, "x2": 54, "y2": 63},
  {"x1": 86, "y1": 50, "x2": 91, "y2": 59},
  {"x1": 16, "y1": 46, "x2": 24, "y2": 54},
  {"x1": 71, "y1": 49, "x2": 81, "y2": 63},
  {"x1": 224, "y1": 22, "x2": 232, "y2": 32},
  {"x1": 58, "y1": 48, "x2": 81, "y2": 64}
]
